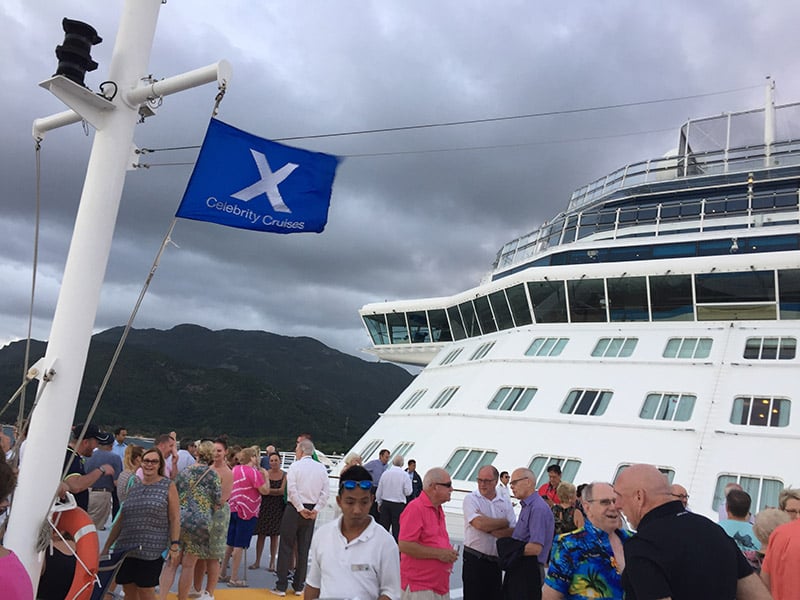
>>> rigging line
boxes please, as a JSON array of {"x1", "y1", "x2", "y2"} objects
[
  {"x1": 140, "y1": 83, "x2": 760, "y2": 153},
  {"x1": 139, "y1": 125, "x2": 678, "y2": 167}
]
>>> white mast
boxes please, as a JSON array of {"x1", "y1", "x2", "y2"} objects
[
  {"x1": 5, "y1": 0, "x2": 231, "y2": 589},
  {"x1": 764, "y1": 76, "x2": 776, "y2": 166}
]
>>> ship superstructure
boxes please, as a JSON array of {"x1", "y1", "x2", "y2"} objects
[{"x1": 353, "y1": 91, "x2": 800, "y2": 529}]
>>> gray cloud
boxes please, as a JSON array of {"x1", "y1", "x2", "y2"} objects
[{"x1": 2, "y1": 0, "x2": 800, "y2": 358}]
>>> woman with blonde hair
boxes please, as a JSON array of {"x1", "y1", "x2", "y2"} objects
[
  {"x1": 219, "y1": 446, "x2": 269, "y2": 586},
  {"x1": 552, "y1": 481, "x2": 584, "y2": 535},
  {"x1": 117, "y1": 444, "x2": 144, "y2": 504}
]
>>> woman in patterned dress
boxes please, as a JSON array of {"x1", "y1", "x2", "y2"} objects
[
  {"x1": 249, "y1": 451, "x2": 286, "y2": 571},
  {"x1": 175, "y1": 441, "x2": 221, "y2": 600},
  {"x1": 102, "y1": 447, "x2": 180, "y2": 600}
]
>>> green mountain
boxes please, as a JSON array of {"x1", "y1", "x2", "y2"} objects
[{"x1": 0, "y1": 325, "x2": 413, "y2": 453}]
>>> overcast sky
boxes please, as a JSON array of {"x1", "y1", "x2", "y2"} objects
[{"x1": 2, "y1": 1, "x2": 800, "y2": 363}]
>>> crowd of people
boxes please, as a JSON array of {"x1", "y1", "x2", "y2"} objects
[{"x1": 1, "y1": 424, "x2": 800, "y2": 599}]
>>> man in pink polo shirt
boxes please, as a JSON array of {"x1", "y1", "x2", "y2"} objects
[{"x1": 398, "y1": 467, "x2": 458, "y2": 599}]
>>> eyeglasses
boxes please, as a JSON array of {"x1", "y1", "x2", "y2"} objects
[
  {"x1": 587, "y1": 498, "x2": 617, "y2": 506},
  {"x1": 341, "y1": 480, "x2": 372, "y2": 491},
  {"x1": 435, "y1": 481, "x2": 453, "y2": 488},
  {"x1": 476, "y1": 478, "x2": 497, "y2": 484},
  {"x1": 142, "y1": 458, "x2": 160, "y2": 464},
  {"x1": 672, "y1": 493, "x2": 689, "y2": 500},
  {"x1": 784, "y1": 509, "x2": 800, "y2": 515},
  {"x1": 509, "y1": 477, "x2": 530, "y2": 486}
]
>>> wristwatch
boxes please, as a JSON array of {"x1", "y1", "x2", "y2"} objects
[{"x1": 97, "y1": 465, "x2": 106, "y2": 476}]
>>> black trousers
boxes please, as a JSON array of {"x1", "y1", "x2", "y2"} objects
[
  {"x1": 463, "y1": 548, "x2": 502, "y2": 600},
  {"x1": 275, "y1": 503, "x2": 315, "y2": 593},
  {"x1": 378, "y1": 500, "x2": 406, "y2": 542},
  {"x1": 503, "y1": 555, "x2": 542, "y2": 600}
]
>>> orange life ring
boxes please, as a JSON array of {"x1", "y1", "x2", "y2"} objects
[{"x1": 52, "y1": 507, "x2": 99, "y2": 600}]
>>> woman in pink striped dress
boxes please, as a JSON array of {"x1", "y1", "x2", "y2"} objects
[{"x1": 219, "y1": 446, "x2": 268, "y2": 587}]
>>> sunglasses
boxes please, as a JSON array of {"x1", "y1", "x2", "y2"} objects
[
  {"x1": 142, "y1": 458, "x2": 160, "y2": 464},
  {"x1": 341, "y1": 480, "x2": 372, "y2": 490},
  {"x1": 435, "y1": 481, "x2": 453, "y2": 488}
]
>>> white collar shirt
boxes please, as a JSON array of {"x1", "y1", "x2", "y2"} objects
[
  {"x1": 463, "y1": 488, "x2": 517, "y2": 556},
  {"x1": 496, "y1": 482, "x2": 511, "y2": 502},
  {"x1": 375, "y1": 465, "x2": 413, "y2": 504},
  {"x1": 287, "y1": 455, "x2": 329, "y2": 513},
  {"x1": 306, "y1": 515, "x2": 401, "y2": 600}
]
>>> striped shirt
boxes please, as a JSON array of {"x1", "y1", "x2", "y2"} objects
[{"x1": 229, "y1": 464, "x2": 265, "y2": 519}]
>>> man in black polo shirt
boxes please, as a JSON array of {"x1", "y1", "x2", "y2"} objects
[
  {"x1": 614, "y1": 464, "x2": 771, "y2": 600},
  {"x1": 63, "y1": 423, "x2": 115, "y2": 512}
]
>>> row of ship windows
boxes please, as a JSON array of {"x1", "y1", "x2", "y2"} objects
[
  {"x1": 400, "y1": 385, "x2": 791, "y2": 428},
  {"x1": 439, "y1": 335, "x2": 798, "y2": 366},
  {"x1": 361, "y1": 268, "x2": 800, "y2": 346},
  {"x1": 358, "y1": 441, "x2": 783, "y2": 514}
]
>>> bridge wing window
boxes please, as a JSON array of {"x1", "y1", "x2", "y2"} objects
[
  {"x1": 363, "y1": 314, "x2": 390, "y2": 345},
  {"x1": 458, "y1": 301, "x2": 482, "y2": 337},
  {"x1": 407, "y1": 311, "x2": 430, "y2": 344},
  {"x1": 607, "y1": 276, "x2": 649, "y2": 322},
  {"x1": 696, "y1": 271, "x2": 775, "y2": 303},
  {"x1": 650, "y1": 274, "x2": 693, "y2": 321},
  {"x1": 447, "y1": 306, "x2": 467, "y2": 340},
  {"x1": 489, "y1": 290, "x2": 515, "y2": 330},
  {"x1": 474, "y1": 295, "x2": 497, "y2": 334},
  {"x1": 528, "y1": 281, "x2": 568, "y2": 323},
  {"x1": 506, "y1": 283, "x2": 533, "y2": 326},
  {"x1": 427, "y1": 309, "x2": 452, "y2": 343},
  {"x1": 778, "y1": 269, "x2": 800, "y2": 319},
  {"x1": 568, "y1": 278, "x2": 607, "y2": 323},
  {"x1": 386, "y1": 312, "x2": 410, "y2": 344}
]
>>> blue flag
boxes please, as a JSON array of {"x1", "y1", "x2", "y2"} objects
[{"x1": 176, "y1": 118, "x2": 341, "y2": 234}]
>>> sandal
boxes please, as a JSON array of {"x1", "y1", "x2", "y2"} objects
[
  {"x1": 227, "y1": 579, "x2": 249, "y2": 588},
  {"x1": 248, "y1": 564, "x2": 259, "y2": 570},
  {"x1": 218, "y1": 575, "x2": 230, "y2": 583}
]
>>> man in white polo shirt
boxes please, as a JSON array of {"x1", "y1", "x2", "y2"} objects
[
  {"x1": 463, "y1": 464, "x2": 516, "y2": 600},
  {"x1": 305, "y1": 465, "x2": 400, "y2": 600}
]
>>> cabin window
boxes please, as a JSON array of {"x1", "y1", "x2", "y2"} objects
[
  {"x1": 744, "y1": 337, "x2": 796, "y2": 360},
  {"x1": 714, "y1": 475, "x2": 783, "y2": 514},
  {"x1": 650, "y1": 274, "x2": 693, "y2": 321},
  {"x1": 363, "y1": 314, "x2": 390, "y2": 345},
  {"x1": 445, "y1": 448, "x2": 498, "y2": 482},
  {"x1": 489, "y1": 290, "x2": 515, "y2": 330},
  {"x1": 359, "y1": 439, "x2": 383, "y2": 461},
  {"x1": 568, "y1": 278, "x2": 607, "y2": 322},
  {"x1": 506, "y1": 283, "x2": 533, "y2": 326},
  {"x1": 429, "y1": 386, "x2": 460, "y2": 409},
  {"x1": 640, "y1": 393, "x2": 696, "y2": 422},
  {"x1": 607, "y1": 276, "x2": 649, "y2": 322},
  {"x1": 470, "y1": 342, "x2": 496, "y2": 361},
  {"x1": 487, "y1": 387, "x2": 537, "y2": 411},
  {"x1": 560, "y1": 389, "x2": 613, "y2": 416},
  {"x1": 529, "y1": 456, "x2": 581, "y2": 488},
  {"x1": 778, "y1": 269, "x2": 800, "y2": 319},
  {"x1": 526, "y1": 337, "x2": 568, "y2": 357},
  {"x1": 528, "y1": 281, "x2": 569, "y2": 323},
  {"x1": 695, "y1": 271, "x2": 775, "y2": 303},
  {"x1": 615, "y1": 464, "x2": 675, "y2": 484},
  {"x1": 591, "y1": 337, "x2": 638, "y2": 358},
  {"x1": 400, "y1": 389, "x2": 427, "y2": 410},
  {"x1": 439, "y1": 348, "x2": 463, "y2": 365},
  {"x1": 390, "y1": 442, "x2": 415, "y2": 460},
  {"x1": 663, "y1": 337, "x2": 713, "y2": 359},
  {"x1": 427, "y1": 309, "x2": 453, "y2": 343},
  {"x1": 730, "y1": 396, "x2": 790, "y2": 427},
  {"x1": 446, "y1": 306, "x2": 467, "y2": 340}
]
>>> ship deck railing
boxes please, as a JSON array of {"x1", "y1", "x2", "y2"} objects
[{"x1": 496, "y1": 141, "x2": 800, "y2": 274}]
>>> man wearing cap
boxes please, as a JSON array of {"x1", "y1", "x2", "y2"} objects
[
  {"x1": 63, "y1": 423, "x2": 116, "y2": 511},
  {"x1": 85, "y1": 431, "x2": 122, "y2": 529}
]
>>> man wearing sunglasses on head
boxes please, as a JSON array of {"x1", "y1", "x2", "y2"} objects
[
  {"x1": 398, "y1": 467, "x2": 458, "y2": 600},
  {"x1": 304, "y1": 466, "x2": 401, "y2": 600}
]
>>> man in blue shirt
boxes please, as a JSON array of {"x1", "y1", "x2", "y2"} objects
[{"x1": 544, "y1": 482, "x2": 631, "y2": 600}]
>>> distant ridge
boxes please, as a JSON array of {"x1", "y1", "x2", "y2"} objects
[{"x1": 0, "y1": 324, "x2": 414, "y2": 452}]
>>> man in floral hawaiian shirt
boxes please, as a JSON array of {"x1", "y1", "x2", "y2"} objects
[{"x1": 543, "y1": 482, "x2": 630, "y2": 600}]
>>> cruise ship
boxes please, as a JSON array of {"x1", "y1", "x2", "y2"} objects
[{"x1": 351, "y1": 88, "x2": 800, "y2": 529}]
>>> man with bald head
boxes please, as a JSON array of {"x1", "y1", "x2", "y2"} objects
[
  {"x1": 670, "y1": 483, "x2": 689, "y2": 509},
  {"x1": 614, "y1": 464, "x2": 771, "y2": 600},
  {"x1": 398, "y1": 467, "x2": 458, "y2": 599}
]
